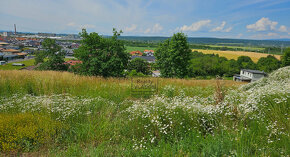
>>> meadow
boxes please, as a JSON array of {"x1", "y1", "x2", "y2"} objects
[
  {"x1": 0, "y1": 67, "x2": 289, "y2": 156},
  {"x1": 0, "y1": 58, "x2": 72, "y2": 70},
  {"x1": 204, "y1": 45, "x2": 265, "y2": 52},
  {"x1": 125, "y1": 46, "x2": 156, "y2": 53},
  {"x1": 192, "y1": 49, "x2": 281, "y2": 62}
]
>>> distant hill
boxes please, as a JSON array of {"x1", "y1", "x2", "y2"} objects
[
  {"x1": 119, "y1": 36, "x2": 290, "y2": 47},
  {"x1": 268, "y1": 38, "x2": 290, "y2": 42},
  {"x1": 1, "y1": 30, "x2": 290, "y2": 47}
]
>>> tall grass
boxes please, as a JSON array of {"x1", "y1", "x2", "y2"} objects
[{"x1": 0, "y1": 67, "x2": 289, "y2": 156}]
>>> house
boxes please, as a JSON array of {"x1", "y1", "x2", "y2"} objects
[
  {"x1": 152, "y1": 70, "x2": 161, "y2": 77},
  {"x1": 3, "y1": 55, "x2": 19, "y2": 61},
  {"x1": 64, "y1": 60, "x2": 82, "y2": 66},
  {"x1": 143, "y1": 50, "x2": 154, "y2": 56},
  {"x1": 1, "y1": 49, "x2": 20, "y2": 54},
  {"x1": 233, "y1": 69, "x2": 267, "y2": 82},
  {"x1": 131, "y1": 56, "x2": 156, "y2": 63},
  {"x1": 130, "y1": 51, "x2": 143, "y2": 56}
]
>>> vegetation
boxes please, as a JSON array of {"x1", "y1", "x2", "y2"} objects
[
  {"x1": 128, "y1": 58, "x2": 151, "y2": 75},
  {"x1": 257, "y1": 55, "x2": 281, "y2": 73},
  {"x1": 36, "y1": 38, "x2": 68, "y2": 71},
  {"x1": 74, "y1": 29, "x2": 129, "y2": 77},
  {"x1": 155, "y1": 33, "x2": 191, "y2": 78},
  {"x1": 0, "y1": 67, "x2": 289, "y2": 156},
  {"x1": 193, "y1": 49, "x2": 281, "y2": 62},
  {"x1": 282, "y1": 47, "x2": 290, "y2": 67},
  {"x1": 0, "y1": 59, "x2": 35, "y2": 70}
]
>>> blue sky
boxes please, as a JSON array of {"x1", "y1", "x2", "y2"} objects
[{"x1": 0, "y1": 0, "x2": 290, "y2": 39}]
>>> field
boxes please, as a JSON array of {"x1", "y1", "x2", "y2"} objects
[
  {"x1": 193, "y1": 49, "x2": 281, "y2": 62},
  {"x1": 0, "y1": 58, "x2": 72, "y2": 70},
  {"x1": 125, "y1": 46, "x2": 156, "y2": 53},
  {"x1": 0, "y1": 67, "x2": 289, "y2": 156},
  {"x1": 205, "y1": 45, "x2": 265, "y2": 51}
]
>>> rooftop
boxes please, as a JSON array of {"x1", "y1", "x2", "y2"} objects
[{"x1": 242, "y1": 69, "x2": 266, "y2": 74}]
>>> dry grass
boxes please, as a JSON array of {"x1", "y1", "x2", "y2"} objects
[
  {"x1": 0, "y1": 70, "x2": 245, "y2": 98},
  {"x1": 192, "y1": 49, "x2": 281, "y2": 62}
]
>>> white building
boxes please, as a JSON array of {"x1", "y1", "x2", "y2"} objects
[{"x1": 233, "y1": 69, "x2": 267, "y2": 82}]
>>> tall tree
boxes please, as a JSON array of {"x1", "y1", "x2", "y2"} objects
[
  {"x1": 128, "y1": 58, "x2": 151, "y2": 75},
  {"x1": 37, "y1": 38, "x2": 68, "y2": 71},
  {"x1": 281, "y1": 48, "x2": 290, "y2": 67},
  {"x1": 257, "y1": 55, "x2": 280, "y2": 72},
  {"x1": 155, "y1": 33, "x2": 191, "y2": 78},
  {"x1": 237, "y1": 56, "x2": 256, "y2": 69},
  {"x1": 74, "y1": 29, "x2": 129, "y2": 77}
]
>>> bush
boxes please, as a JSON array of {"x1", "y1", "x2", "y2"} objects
[{"x1": 0, "y1": 113, "x2": 63, "y2": 152}]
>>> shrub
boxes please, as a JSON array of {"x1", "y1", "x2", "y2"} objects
[{"x1": 0, "y1": 113, "x2": 63, "y2": 152}]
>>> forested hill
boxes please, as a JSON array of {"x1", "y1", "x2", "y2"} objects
[{"x1": 118, "y1": 36, "x2": 290, "y2": 47}]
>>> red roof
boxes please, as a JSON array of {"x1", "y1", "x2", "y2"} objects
[
  {"x1": 64, "y1": 60, "x2": 82, "y2": 66},
  {"x1": 130, "y1": 51, "x2": 143, "y2": 56}
]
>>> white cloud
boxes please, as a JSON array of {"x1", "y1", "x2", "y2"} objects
[
  {"x1": 246, "y1": 17, "x2": 278, "y2": 31},
  {"x1": 266, "y1": 32, "x2": 278, "y2": 37},
  {"x1": 210, "y1": 21, "x2": 233, "y2": 32},
  {"x1": 278, "y1": 25, "x2": 287, "y2": 32},
  {"x1": 144, "y1": 24, "x2": 163, "y2": 34},
  {"x1": 237, "y1": 33, "x2": 243, "y2": 38},
  {"x1": 80, "y1": 24, "x2": 96, "y2": 29},
  {"x1": 211, "y1": 21, "x2": 226, "y2": 32},
  {"x1": 178, "y1": 20, "x2": 211, "y2": 32},
  {"x1": 67, "y1": 22, "x2": 76, "y2": 27},
  {"x1": 224, "y1": 26, "x2": 233, "y2": 32},
  {"x1": 124, "y1": 24, "x2": 137, "y2": 32},
  {"x1": 67, "y1": 22, "x2": 96, "y2": 30}
]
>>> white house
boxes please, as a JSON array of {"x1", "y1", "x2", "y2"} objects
[{"x1": 233, "y1": 69, "x2": 267, "y2": 82}]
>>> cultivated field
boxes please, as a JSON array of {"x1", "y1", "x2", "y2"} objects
[
  {"x1": 193, "y1": 49, "x2": 281, "y2": 62},
  {"x1": 0, "y1": 68, "x2": 289, "y2": 156}
]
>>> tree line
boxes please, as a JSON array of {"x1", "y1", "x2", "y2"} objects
[{"x1": 35, "y1": 30, "x2": 290, "y2": 78}]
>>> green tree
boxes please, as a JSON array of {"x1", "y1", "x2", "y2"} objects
[
  {"x1": 237, "y1": 56, "x2": 256, "y2": 69},
  {"x1": 128, "y1": 58, "x2": 151, "y2": 75},
  {"x1": 155, "y1": 33, "x2": 191, "y2": 78},
  {"x1": 34, "y1": 51, "x2": 46, "y2": 65},
  {"x1": 281, "y1": 48, "x2": 290, "y2": 67},
  {"x1": 74, "y1": 29, "x2": 129, "y2": 77},
  {"x1": 257, "y1": 55, "x2": 280, "y2": 72},
  {"x1": 37, "y1": 38, "x2": 68, "y2": 71}
]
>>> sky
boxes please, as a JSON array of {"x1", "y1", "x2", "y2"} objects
[{"x1": 0, "y1": 0, "x2": 290, "y2": 39}]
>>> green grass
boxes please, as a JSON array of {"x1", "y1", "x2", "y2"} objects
[
  {"x1": 0, "y1": 58, "x2": 72, "y2": 70},
  {"x1": 205, "y1": 44, "x2": 265, "y2": 51},
  {"x1": 0, "y1": 67, "x2": 289, "y2": 156},
  {"x1": 0, "y1": 59, "x2": 35, "y2": 70},
  {"x1": 125, "y1": 46, "x2": 156, "y2": 53}
]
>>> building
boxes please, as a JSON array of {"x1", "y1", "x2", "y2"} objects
[
  {"x1": 143, "y1": 50, "x2": 154, "y2": 56},
  {"x1": 3, "y1": 55, "x2": 19, "y2": 61},
  {"x1": 233, "y1": 69, "x2": 267, "y2": 82},
  {"x1": 152, "y1": 70, "x2": 161, "y2": 77},
  {"x1": 130, "y1": 51, "x2": 143, "y2": 56}
]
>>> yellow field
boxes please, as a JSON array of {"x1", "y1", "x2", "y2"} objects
[{"x1": 192, "y1": 49, "x2": 281, "y2": 62}]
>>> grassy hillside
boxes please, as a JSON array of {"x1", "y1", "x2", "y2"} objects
[
  {"x1": 0, "y1": 68, "x2": 289, "y2": 156},
  {"x1": 193, "y1": 49, "x2": 281, "y2": 62}
]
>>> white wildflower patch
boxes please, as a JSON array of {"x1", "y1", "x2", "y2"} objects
[
  {"x1": 124, "y1": 66, "x2": 290, "y2": 149},
  {"x1": 0, "y1": 94, "x2": 113, "y2": 121}
]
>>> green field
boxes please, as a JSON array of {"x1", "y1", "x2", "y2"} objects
[
  {"x1": 205, "y1": 44, "x2": 265, "y2": 51},
  {"x1": 125, "y1": 46, "x2": 156, "y2": 53},
  {"x1": 0, "y1": 59, "x2": 35, "y2": 70},
  {"x1": 0, "y1": 67, "x2": 289, "y2": 156},
  {"x1": 0, "y1": 58, "x2": 72, "y2": 70}
]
